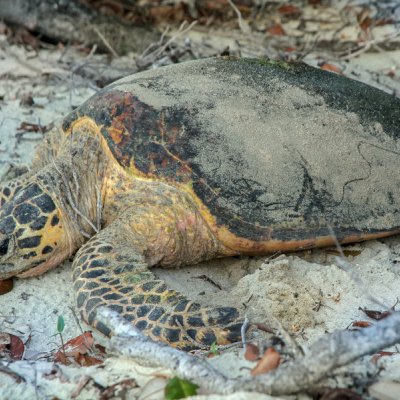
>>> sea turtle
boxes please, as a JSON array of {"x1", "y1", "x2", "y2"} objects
[{"x1": 0, "y1": 57, "x2": 399, "y2": 349}]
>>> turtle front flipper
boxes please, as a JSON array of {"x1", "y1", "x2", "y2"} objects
[{"x1": 72, "y1": 195, "x2": 243, "y2": 350}]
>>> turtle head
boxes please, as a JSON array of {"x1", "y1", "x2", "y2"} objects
[{"x1": 0, "y1": 181, "x2": 68, "y2": 279}]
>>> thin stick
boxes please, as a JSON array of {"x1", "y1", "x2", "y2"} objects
[
  {"x1": 328, "y1": 225, "x2": 390, "y2": 310},
  {"x1": 157, "y1": 21, "x2": 198, "y2": 57},
  {"x1": 272, "y1": 317, "x2": 304, "y2": 357},
  {"x1": 341, "y1": 31, "x2": 400, "y2": 60},
  {"x1": 241, "y1": 315, "x2": 249, "y2": 351},
  {"x1": 136, "y1": 21, "x2": 198, "y2": 69},
  {"x1": 227, "y1": 0, "x2": 251, "y2": 35},
  {"x1": 92, "y1": 26, "x2": 119, "y2": 58}
]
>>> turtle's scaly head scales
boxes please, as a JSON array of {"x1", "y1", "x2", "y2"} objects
[{"x1": 0, "y1": 179, "x2": 68, "y2": 279}]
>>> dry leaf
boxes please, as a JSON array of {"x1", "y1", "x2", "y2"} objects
[
  {"x1": 0, "y1": 333, "x2": 25, "y2": 360},
  {"x1": 387, "y1": 69, "x2": 396, "y2": 78},
  {"x1": 76, "y1": 353, "x2": 104, "y2": 367},
  {"x1": 244, "y1": 343, "x2": 260, "y2": 361},
  {"x1": 371, "y1": 351, "x2": 398, "y2": 364},
  {"x1": 94, "y1": 343, "x2": 107, "y2": 355},
  {"x1": 267, "y1": 24, "x2": 286, "y2": 36},
  {"x1": 17, "y1": 122, "x2": 48, "y2": 133},
  {"x1": 0, "y1": 279, "x2": 13, "y2": 295},
  {"x1": 251, "y1": 347, "x2": 280, "y2": 376},
  {"x1": 13, "y1": 27, "x2": 41, "y2": 49},
  {"x1": 358, "y1": 8, "x2": 372, "y2": 31},
  {"x1": 62, "y1": 331, "x2": 94, "y2": 356},
  {"x1": 277, "y1": 4, "x2": 301, "y2": 16},
  {"x1": 320, "y1": 62, "x2": 343, "y2": 74},
  {"x1": 350, "y1": 320, "x2": 372, "y2": 329},
  {"x1": 54, "y1": 331, "x2": 104, "y2": 366},
  {"x1": 359, "y1": 17, "x2": 372, "y2": 31},
  {"x1": 359, "y1": 308, "x2": 391, "y2": 321}
]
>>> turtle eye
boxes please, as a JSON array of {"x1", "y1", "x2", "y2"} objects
[{"x1": 0, "y1": 237, "x2": 9, "y2": 256}]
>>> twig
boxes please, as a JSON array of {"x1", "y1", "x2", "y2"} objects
[
  {"x1": 140, "y1": 27, "x2": 170, "y2": 59},
  {"x1": 92, "y1": 26, "x2": 119, "y2": 58},
  {"x1": 67, "y1": 306, "x2": 95, "y2": 356},
  {"x1": 241, "y1": 315, "x2": 249, "y2": 351},
  {"x1": 157, "y1": 21, "x2": 198, "y2": 57},
  {"x1": 328, "y1": 226, "x2": 390, "y2": 310},
  {"x1": 227, "y1": 0, "x2": 251, "y2": 35},
  {"x1": 0, "y1": 365, "x2": 25, "y2": 383},
  {"x1": 136, "y1": 21, "x2": 197, "y2": 70},
  {"x1": 96, "y1": 307, "x2": 400, "y2": 396},
  {"x1": 341, "y1": 31, "x2": 400, "y2": 60},
  {"x1": 272, "y1": 317, "x2": 304, "y2": 357},
  {"x1": 334, "y1": 256, "x2": 390, "y2": 310}
]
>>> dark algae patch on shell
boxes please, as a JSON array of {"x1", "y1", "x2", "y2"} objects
[
  {"x1": 62, "y1": 58, "x2": 400, "y2": 243},
  {"x1": 63, "y1": 90, "x2": 196, "y2": 182}
]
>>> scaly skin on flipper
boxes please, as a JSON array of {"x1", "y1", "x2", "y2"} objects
[
  {"x1": 73, "y1": 171, "x2": 242, "y2": 349},
  {"x1": 73, "y1": 204, "x2": 242, "y2": 349}
]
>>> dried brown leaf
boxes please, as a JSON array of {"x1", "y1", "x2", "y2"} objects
[
  {"x1": 277, "y1": 4, "x2": 302, "y2": 16},
  {"x1": 267, "y1": 24, "x2": 286, "y2": 36},
  {"x1": 54, "y1": 331, "x2": 103, "y2": 366},
  {"x1": 244, "y1": 343, "x2": 260, "y2": 361},
  {"x1": 0, "y1": 279, "x2": 13, "y2": 295},
  {"x1": 75, "y1": 353, "x2": 104, "y2": 367},
  {"x1": 359, "y1": 307, "x2": 391, "y2": 321},
  {"x1": 350, "y1": 320, "x2": 372, "y2": 329},
  {"x1": 320, "y1": 62, "x2": 343, "y2": 74},
  {"x1": 0, "y1": 333, "x2": 24, "y2": 360},
  {"x1": 251, "y1": 347, "x2": 280, "y2": 376},
  {"x1": 371, "y1": 351, "x2": 398, "y2": 364},
  {"x1": 17, "y1": 122, "x2": 47, "y2": 133}
]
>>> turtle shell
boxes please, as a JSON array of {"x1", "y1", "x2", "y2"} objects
[{"x1": 62, "y1": 57, "x2": 400, "y2": 248}]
